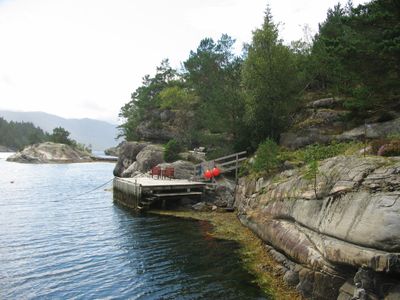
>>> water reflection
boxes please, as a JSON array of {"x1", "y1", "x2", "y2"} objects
[{"x1": 0, "y1": 157, "x2": 267, "y2": 299}]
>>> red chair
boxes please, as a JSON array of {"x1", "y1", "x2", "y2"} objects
[
  {"x1": 162, "y1": 167, "x2": 175, "y2": 179},
  {"x1": 150, "y1": 166, "x2": 161, "y2": 178}
]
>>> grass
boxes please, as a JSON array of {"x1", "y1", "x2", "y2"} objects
[
  {"x1": 243, "y1": 140, "x2": 364, "y2": 179},
  {"x1": 150, "y1": 210, "x2": 303, "y2": 300}
]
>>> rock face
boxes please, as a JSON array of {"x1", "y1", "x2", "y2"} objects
[
  {"x1": 6, "y1": 142, "x2": 92, "y2": 163},
  {"x1": 280, "y1": 97, "x2": 400, "y2": 149},
  {"x1": 280, "y1": 98, "x2": 350, "y2": 149},
  {"x1": 104, "y1": 142, "x2": 124, "y2": 157},
  {"x1": 113, "y1": 142, "x2": 166, "y2": 177},
  {"x1": 234, "y1": 155, "x2": 400, "y2": 299},
  {"x1": 338, "y1": 117, "x2": 400, "y2": 142},
  {"x1": 157, "y1": 160, "x2": 195, "y2": 180},
  {"x1": 134, "y1": 109, "x2": 178, "y2": 143}
]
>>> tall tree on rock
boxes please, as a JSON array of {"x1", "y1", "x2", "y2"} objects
[
  {"x1": 242, "y1": 8, "x2": 303, "y2": 147},
  {"x1": 118, "y1": 59, "x2": 178, "y2": 141},
  {"x1": 183, "y1": 34, "x2": 245, "y2": 147}
]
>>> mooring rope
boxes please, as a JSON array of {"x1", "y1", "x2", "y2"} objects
[{"x1": 67, "y1": 178, "x2": 114, "y2": 200}]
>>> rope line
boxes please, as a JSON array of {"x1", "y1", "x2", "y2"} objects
[{"x1": 68, "y1": 178, "x2": 114, "y2": 200}]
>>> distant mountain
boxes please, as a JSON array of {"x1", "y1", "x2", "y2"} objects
[{"x1": 0, "y1": 110, "x2": 120, "y2": 150}]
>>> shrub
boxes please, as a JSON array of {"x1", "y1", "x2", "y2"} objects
[
  {"x1": 299, "y1": 142, "x2": 357, "y2": 163},
  {"x1": 164, "y1": 139, "x2": 183, "y2": 162},
  {"x1": 252, "y1": 139, "x2": 279, "y2": 174}
]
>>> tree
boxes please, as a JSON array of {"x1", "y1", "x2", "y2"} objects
[
  {"x1": 311, "y1": 0, "x2": 400, "y2": 115},
  {"x1": 183, "y1": 34, "x2": 246, "y2": 143},
  {"x1": 118, "y1": 59, "x2": 179, "y2": 141},
  {"x1": 0, "y1": 117, "x2": 48, "y2": 150},
  {"x1": 304, "y1": 160, "x2": 319, "y2": 199},
  {"x1": 49, "y1": 127, "x2": 73, "y2": 145},
  {"x1": 158, "y1": 85, "x2": 199, "y2": 145},
  {"x1": 242, "y1": 8, "x2": 304, "y2": 147}
]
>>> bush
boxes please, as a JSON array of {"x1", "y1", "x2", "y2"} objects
[
  {"x1": 164, "y1": 139, "x2": 183, "y2": 162},
  {"x1": 298, "y1": 142, "x2": 358, "y2": 163},
  {"x1": 252, "y1": 139, "x2": 279, "y2": 174}
]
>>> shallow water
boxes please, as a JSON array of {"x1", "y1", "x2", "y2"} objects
[{"x1": 0, "y1": 153, "x2": 267, "y2": 299}]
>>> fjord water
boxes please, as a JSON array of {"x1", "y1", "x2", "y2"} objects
[{"x1": 0, "y1": 153, "x2": 267, "y2": 299}]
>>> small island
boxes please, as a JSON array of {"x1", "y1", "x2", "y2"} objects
[
  {"x1": 6, "y1": 142, "x2": 92, "y2": 163},
  {"x1": 2, "y1": 123, "x2": 95, "y2": 164}
]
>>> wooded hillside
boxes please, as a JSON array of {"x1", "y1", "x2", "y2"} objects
[{"x1": 118, "y1": 0, "x2": 399, "y2": 156}]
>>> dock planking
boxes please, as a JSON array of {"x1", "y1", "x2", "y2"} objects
[{"x1": 113, "y1": 177, "x2": 206, "y2": 210}]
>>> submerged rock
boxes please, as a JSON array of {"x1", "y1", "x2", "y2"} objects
[{"x1": 6, "y1": 142, "x2": 92, "y2": 163}]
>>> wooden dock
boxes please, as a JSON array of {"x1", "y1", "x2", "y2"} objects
[{"x1": 113, "y1": 177, "x2": 206, "y2": 210}]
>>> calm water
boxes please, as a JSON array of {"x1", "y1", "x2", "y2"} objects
[{"x1": 0, "y1": 153, "x2": 267, "y2": 299}]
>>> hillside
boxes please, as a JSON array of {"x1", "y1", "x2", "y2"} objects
[{"x1": 0, "y1": 110, "x2": 120, "y2": 150}]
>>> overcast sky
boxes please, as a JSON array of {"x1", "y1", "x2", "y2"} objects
[{"x1": 0, "y1": 0, "x2": 366, "y2": 124}]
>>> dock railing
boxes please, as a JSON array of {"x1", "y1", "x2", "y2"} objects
[{"x1": 194, "y1": 151, "x2": 247, "y2": 182}]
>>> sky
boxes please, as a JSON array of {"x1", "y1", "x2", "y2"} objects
[{"x1": 0, "y1": 0, "x2": 366, "y2": 124}]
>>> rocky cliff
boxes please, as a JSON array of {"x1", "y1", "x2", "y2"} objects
[
  {"x1": 280, "y1": 97, "x2": 400, "y2": 149},
  {"x1": 6, "y1": 142, "x2": 92, "y2": 163},
  {"x1": 234, "y1": 155, "x2": 400, "y2": 299}
]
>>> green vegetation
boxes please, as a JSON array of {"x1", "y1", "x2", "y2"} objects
[
  {"x1": 312, "y1": 1, "x2": 400, "y2": 116},
  {"x1": 0, "y1": 117, "x2": 48, "y2": 150},
  {"x1": 245, "y1": 141, "x2": 363, "y2": 177},
  {"x1": 242, "y1": 9, "x2": 306, "y2": 146},
  {"x1": 304, "y1": 159, "x2": 320, "y2": 199},
  {"x1": 289, "y1": 141, "x2": 363, "y2": 163},
  {"x1": 49, "y1": 127, "x2": 74, "y2": 145},
  {"x1": 164, "y1": 139, "x2": 182, "y2": 162},
  {"x1": 252, "y1": 139, "x2": 280, "y2": 174},
  {"x1": 118, "y1": 0, "x2": 399, "y2": 165},
  {"x1": 0, "y1": 118, "x2": 91, "y2": 152}
]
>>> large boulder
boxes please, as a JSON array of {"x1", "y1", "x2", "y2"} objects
[
  {"x1": 6, "y1": 142, "x2": 92, "y2": 163},
  {"x1": 157, "y1": 160, "x2": 195, "y2": 180},
  {"x1": 136, "y1": 120, "x2": 176, "y2": 142},
  {"x1": 235, "y1": 155, "x2": 400, "y2": 299},
  {"x1": 115, "y1": 143, "x2": 164, "y2": 177},
  {"x1": 104, "y1": 142, "x2": 125, "y2": 157},
  {"x1": 113, "y1": 142, "x2": 148, "y2": 176},
  {"x1": 213, "y1": 176, "x2": 236, "y2": 207},
  {"x1": 134, "y1": 144, "x2": 164, "y2": 173}
]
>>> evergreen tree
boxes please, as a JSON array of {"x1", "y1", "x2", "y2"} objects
[{"x1": 242, "y1": 8, "x2": 304, "y2": 147}]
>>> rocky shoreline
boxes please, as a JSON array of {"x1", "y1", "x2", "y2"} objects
[
  {"x1": 112, "y1": 135, "x2": 400, "y2": 299},
  {"x1": 6, "y1": 142, "x2": 93, "y2": 163},
  {"x1": 234, "y1": 155, "x2": 400, "y2": 299}
]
